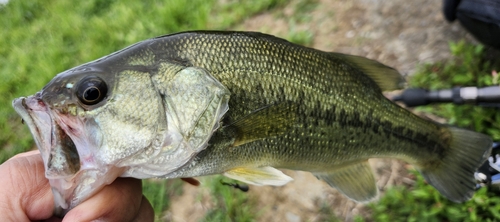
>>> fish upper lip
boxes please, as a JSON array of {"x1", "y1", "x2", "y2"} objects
[{"x1": 13, "y1": 97, "x2": 49, "y2": 151}]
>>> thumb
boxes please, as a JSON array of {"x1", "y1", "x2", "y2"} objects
[{"x1": 0, "y1": 151, "x2": 56, "y2": 221}]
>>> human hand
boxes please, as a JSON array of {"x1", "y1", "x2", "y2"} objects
[{"x1": 0, "y1": 150, "x2": 154, "y2": 222}]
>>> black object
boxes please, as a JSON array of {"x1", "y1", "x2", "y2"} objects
[
  {"x1": 443, "y1": 0, "x2": 500, "y2": 50},
  {"x1": 443, "y1": 0, "x2": 461, "y2": 21},
  {"x1": 476, "y1": 142, "x2": 500, "y2": 188},
  {"x1": 220, "y1": 180, "x2": 250, "y2": 192},
  {"x1": 392, "y1": 86, "x2": 500, "y2": 107}
]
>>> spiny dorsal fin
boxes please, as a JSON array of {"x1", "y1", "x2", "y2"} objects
[
  {"x1": 314, "y1": 161, "x2": 378, "y2": 202},
  {"x1": 229, "y1": 101, "x2": 298, "y2": 147},
  {"x1": 223, "y1": 166, "x2": 293, "y2": 186},
  {"x1": 330, "y1": 53, "x2": 405, "y2": 91}
]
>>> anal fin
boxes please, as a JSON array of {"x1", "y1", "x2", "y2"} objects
[
  {"x1": 315, "y1": 161, "x2": 378, "y2": 202},
  {"x1": 223, "y1": 166, "x2": 293, "y2": 186}
]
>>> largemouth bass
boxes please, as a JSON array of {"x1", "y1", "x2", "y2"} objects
[{"x1": 12, "y1": 31, "x2": 492, "y2": 215}]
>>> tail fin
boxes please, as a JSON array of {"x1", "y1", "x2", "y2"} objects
[{"x1": 419, "y1": 127, "x2": 492, "y2": 203}]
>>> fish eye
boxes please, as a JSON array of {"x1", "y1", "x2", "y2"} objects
[{"x1": 76, "y1": 76, "x2": 108, "y2": 105}]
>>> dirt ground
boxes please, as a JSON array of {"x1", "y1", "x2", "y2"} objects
[{"x1": 167, "y1": 0, "x2": 476, "y2": 221}]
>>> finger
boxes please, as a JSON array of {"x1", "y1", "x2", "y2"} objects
[
  {"x1": 0, "y1": 152, "x2": 55, "y2": 221},
  {"x1": 63, "y1": 178, "x2": 153, "y2": 222},
  {"x1": 10, "y1": 150, "x2": 40, "y2": 159}
]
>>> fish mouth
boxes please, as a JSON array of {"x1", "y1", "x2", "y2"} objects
[
  {"x1": 12, "y1": 95, "x2": 124, "y2": 216},
  {"x1": 13, "y1": 95, "x2": 79, "y2": 213}
]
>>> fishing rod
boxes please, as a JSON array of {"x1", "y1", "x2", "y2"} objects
[
  {"x1": 392, "y1": 86, "x2": 500, "y2": 189},
  {"x1": 392, "y1": 86, "x2": 500, "y2": 108}
]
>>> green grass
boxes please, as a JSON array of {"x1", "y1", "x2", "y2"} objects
[
  {"x1": 201, "y1": 176, "x2": 260, "y2": 222},
  {"x1": 364, "y1": 171, "x2": 500, "y2": 222},
  {"x1": 142, "y1": 179, "x2": 185, "y2": 221}
]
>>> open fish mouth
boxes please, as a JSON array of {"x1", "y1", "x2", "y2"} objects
[
  {"x1": 13, "y1": 95, "x2": 80, "y2": 214},
  {"x1": 12, "y1": 95, "x2": 124, "y2": 216}
]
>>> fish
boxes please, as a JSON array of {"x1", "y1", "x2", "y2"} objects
[{"x1": 12, "y1": 31, "x2": 492, "y2": 215}]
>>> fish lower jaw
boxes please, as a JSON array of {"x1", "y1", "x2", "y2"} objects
[{"x1": 50, "y1": 165, "x2": 127, "y2": 216}]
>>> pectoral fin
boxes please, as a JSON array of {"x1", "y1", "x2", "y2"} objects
[
  {"x1": 230, "y1": 102, "x2": 298, "y2": 147},
  {"x1": 223, "y1": 166, "x2": 293, "y2": 186},
  {"x1": 315, "y1": 161, "x2": 378, "y2": 202}
]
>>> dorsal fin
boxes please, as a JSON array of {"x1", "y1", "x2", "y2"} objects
[
  {"x1": 229, "y1": 101, "x2": 298, "y2": 147},
  {"x1": 330, "y1": 52, "x2": 405, "y2": 91}
]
